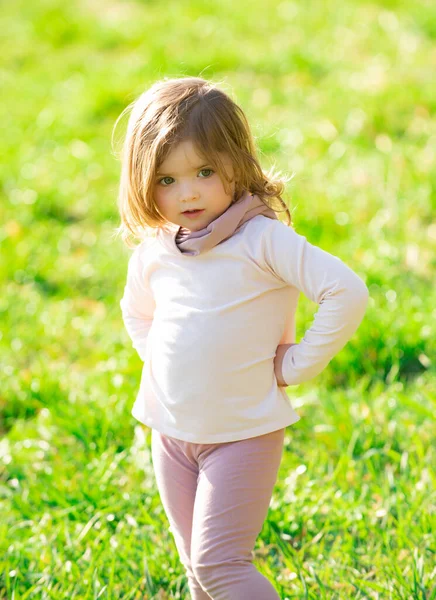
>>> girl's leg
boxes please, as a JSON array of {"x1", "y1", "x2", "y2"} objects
[
  {"x1": 190, "y1": 428, "x2": 286, "y2": 600},
  {"x1": 151, "y1": 429, "x2": 211, "y2": 600}
]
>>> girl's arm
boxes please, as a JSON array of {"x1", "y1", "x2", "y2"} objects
[
  {"x1": 274, "y1": 342, "x2": 297, "y2": 386},
  {"x1": 263, "y1": 220, "x2": 369, "y2": 387},
  {"x1": 120, "y1": 247, "x2": 155, "y2": 361}
]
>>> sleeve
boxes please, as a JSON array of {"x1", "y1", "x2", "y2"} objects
[
  {"x1": 119, "y1": 246, "x2": 156, "y2": 361},
  {"x1": 263, "y1": 220, "x2": 369, "y2": 386}
]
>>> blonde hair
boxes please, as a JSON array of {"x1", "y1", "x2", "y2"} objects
[{"x1": 112, "y1": 76, "x2": 293, "y2": 248}]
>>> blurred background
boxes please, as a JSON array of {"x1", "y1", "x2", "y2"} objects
[{"x1": 1, "y1": 0, "x2": 435, "y2": 598}]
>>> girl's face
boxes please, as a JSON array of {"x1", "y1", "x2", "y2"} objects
[{"x1": 154, "y1": 139, "x2": 236, "y2": 232}]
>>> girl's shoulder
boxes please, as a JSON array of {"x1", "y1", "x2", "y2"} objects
[
  {"x1": 135, "y1": 230, "x2": 160, "y2": 254},
  {"x1": 243, "y1": 214, "x2": 298, "y2": 238},
  {"x1": 126, "y1": 232, "x2": 159, "y2": 273}
]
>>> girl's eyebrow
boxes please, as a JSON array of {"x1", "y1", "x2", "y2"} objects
[{"x1": 156, "y1": 163, "x2": 210, "y2": 176}]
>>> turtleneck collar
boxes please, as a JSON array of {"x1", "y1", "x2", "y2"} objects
[{"x1": 157, "y1": 189, "x2": 279, "y2": 257}]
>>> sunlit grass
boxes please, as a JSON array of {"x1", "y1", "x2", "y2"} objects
[{"x1": 1, "y1": 0, "x2": 435, "y2": 597}]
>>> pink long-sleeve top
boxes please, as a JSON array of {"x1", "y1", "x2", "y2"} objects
[{"x1": 120, "y1": 214, "x2": 369, "y2": 443}]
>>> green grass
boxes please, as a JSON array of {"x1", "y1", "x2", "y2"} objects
[{"x1": 1, "y1": 0, "x2": 435, "y2": 598}]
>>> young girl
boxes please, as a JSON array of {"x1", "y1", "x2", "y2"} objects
[{"x1": 116, "y1": 76, "x2": 369, "y2": 600}]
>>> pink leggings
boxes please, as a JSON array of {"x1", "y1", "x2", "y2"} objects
[{"x1": 151, "y1": 427, "x2": 285, "y2": 600}]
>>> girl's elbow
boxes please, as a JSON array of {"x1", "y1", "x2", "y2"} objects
[
  {"x1": 351, "y1": 282, "x2": 370, "y2": 319},
  {"x1": 351, "y1": 278, "x2": 370, "y2": 307}
]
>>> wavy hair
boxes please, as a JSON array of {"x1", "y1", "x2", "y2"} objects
[{"x1": 112, "y1": 76, "x2": 293, "y2": 248}]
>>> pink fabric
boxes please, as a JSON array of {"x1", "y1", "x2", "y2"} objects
[
  {"x1": 171, "y1": 189, "x2": 278, "y2": 256},
  {"x1": 151, "y1": 426, "x2": 285, "y2": 599}
]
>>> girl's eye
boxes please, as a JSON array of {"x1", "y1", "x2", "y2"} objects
[
  {"x1": 159, "y1": 177, "x2": 174, "y2": 186},
  {"x1": 199, "y1": 168, "x2": 214, "y2": 178}
]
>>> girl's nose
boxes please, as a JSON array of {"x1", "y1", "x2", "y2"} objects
[{"x1": 179, "y1": 183, "x2": 200, "y2": 202}]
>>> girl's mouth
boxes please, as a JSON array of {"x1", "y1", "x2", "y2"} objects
[{"x1": 182, "y1": 209, "x2": 205, "y2": 219}]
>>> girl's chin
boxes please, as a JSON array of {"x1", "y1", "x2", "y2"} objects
[{"x1": 179, "y1": 216, "x2": 211, "y2": 231}]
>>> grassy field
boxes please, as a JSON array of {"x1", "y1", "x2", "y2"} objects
[{"x1": 1, "y1": 0, "x2": 435, "y2": 598}]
